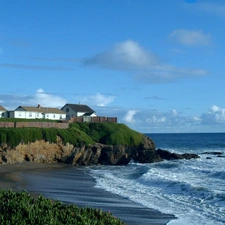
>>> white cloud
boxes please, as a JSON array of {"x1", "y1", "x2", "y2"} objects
[
  {"x1": 96, "y1": 105, "x2": 225, "y2": 132},
  {"x1": 83, "y1": 40, "x2": 161, "y2": 71},
  {"x1": 82, "y1": 93, "x2": 115, "y2": 107},
  {"x1": 83, "y1": 40, "x2": 208, "y2": 83},
  {"x1": 169, "y1": 29, "x2": 212, "y2": 46},
  {"x1": 0, "y1": 89, "x2": 67, "y2": 110},
  {"x1": 123, "y1": 110, "x2": 138, "y2": 124},
  {"x1": 200, "y1": 105, "x2": 225, "y2": 125},
  {"x1": 146, "y1": 116, "x2": 166, "y2": 124},
  {"x1": 29, "y1": 89, "x2": 67, "y2": 108}
]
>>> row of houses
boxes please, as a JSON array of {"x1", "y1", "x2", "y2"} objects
[{"x1": 0, "y1": 103, "x2": 97, "y2": 121}]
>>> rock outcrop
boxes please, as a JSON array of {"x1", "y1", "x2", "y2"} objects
[
  {"x1": 156, "y1": 149, "x2": 200, "y2": 160},
  {"x1": 0, "y1": 136, "x2": 199, "y2": 165}
]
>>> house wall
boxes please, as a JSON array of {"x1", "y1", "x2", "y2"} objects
[
  {"x1": 61, "y1": 105, "x2": 77, "y2": 119},
  {"x1": 61, "y1": 105, "x2": 97, "y2": 119},
  {"x1": 8, "y1": 111, "x2": 15, "y2": 118},
  {"x1": 9, "y1": 110, "x2": 66, "y2": 120},
  {"x1": 44, "y1": 113, "x2": 66, "y2": 120},
  {"x1": 14, "y1": 111, "x2": 37, "y2": 119},
  {"x1": 0, "y1": 111, "x2": 7, "y2": 118}
]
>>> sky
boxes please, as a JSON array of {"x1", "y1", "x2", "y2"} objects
[{"x1": 0, "y1": 0, "x2": 225, "y2": 133}]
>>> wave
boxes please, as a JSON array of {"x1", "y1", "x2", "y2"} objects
[{"x1": 90, "y1": 159, "x2": 225, "y2": 225}]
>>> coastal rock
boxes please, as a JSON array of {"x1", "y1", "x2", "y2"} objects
[
  {"x1": 156, "y1": 149, "x2": 200, "y2": 160},
  {"x1": 0, "y1": 136, "x2": 199, "y2": 165},
  {"x1": 201, "y1": 151, "x2": 223, "y2": 155}
]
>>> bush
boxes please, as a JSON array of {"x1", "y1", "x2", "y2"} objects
[{"x1": 0, "y1": 189, "x2": 126, "y2": 225}]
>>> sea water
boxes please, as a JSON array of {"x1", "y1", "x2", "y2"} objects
[{"x1": 89, "y1": 133, "x2": 225, "y2": 225}]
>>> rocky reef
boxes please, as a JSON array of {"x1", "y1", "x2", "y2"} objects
[{"x1": 0, "y1": 136, "x2": 199, "y2": 165}]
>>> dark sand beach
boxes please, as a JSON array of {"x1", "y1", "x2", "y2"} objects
[{"x1": 0, "y1": 162, "x2": 176, "y2": 225}]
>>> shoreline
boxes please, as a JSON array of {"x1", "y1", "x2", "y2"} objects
[{"x1": 0, "y1": 162, "x2": 176, "y2": 225}]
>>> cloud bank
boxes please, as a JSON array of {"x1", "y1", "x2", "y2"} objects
[
  {"x1": 201, "y1": 105, "x2": 225, "y2": 125},
  {"x1": 0, "y1": 89, "x2": 67, "y2": 109},
  {"x1": 83, "y1": 40, "x2": 207, "y2": 83},
  {"x1": 118, "y1": 105, "x2": 225, "y2": 132},
  {"x1": 123, "y1": 110, "x2": 138, "y2": 124},
  {"x1": 1, "y1": 89, "x2": 225, "y2": 132},
  {"x1": 30, "y1": 89, "x2": 67, "y2": 108}
]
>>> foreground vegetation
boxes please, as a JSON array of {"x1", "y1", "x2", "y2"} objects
[
  {"x1": 0, "y1": 122, "x2": 143, "y2": 148},
  {"x1": 0, "y1": 189, "x2": 126, "y2": 225}
]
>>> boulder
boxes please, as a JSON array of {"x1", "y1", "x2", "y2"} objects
[{"x1": 156, "y1": 149, "x2": 199, "y2": 160}]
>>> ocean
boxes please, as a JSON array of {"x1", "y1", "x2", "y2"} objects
[{"x1": 89, "y1": 133, "x2": 225, "y2": 225}]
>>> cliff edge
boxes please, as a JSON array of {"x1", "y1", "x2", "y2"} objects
[{"x1": 0, "y1": 123, "x2": 199, "y2": 165}]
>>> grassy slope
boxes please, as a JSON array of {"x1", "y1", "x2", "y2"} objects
[{"x1": 0, "y1": 122, "x2": 144, "y2": 148}]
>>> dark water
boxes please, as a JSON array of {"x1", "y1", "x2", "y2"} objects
[{"x1": 147, "y1": 133, "x2": 225, "y2": 153}]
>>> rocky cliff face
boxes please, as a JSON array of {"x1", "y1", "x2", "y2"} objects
[{"x1": 0, "y1": 136, "x2": 199, "y2": 165}]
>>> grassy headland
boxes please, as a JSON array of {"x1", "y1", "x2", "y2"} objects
[{"x1": 0, "y1": 122, "x2": 144, "y2": 148}]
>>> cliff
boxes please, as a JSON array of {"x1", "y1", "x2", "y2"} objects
[{"x1": 0, "y1": 123, "x2": 199, "y2": 165}]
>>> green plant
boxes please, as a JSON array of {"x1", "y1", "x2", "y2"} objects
[{"x1": 0, "y1": 189, "x2": 126, "y2": 225}]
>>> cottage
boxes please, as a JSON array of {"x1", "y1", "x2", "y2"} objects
[
  {"x1": 9, "y1": 104, "x2": 66, "y2": 120},
  {"x1": 0, "y1": 105, "x2": 7, "y2": 118},
  {"x1": 61, "y1": 103, "x2": 97, "y2": 120}
]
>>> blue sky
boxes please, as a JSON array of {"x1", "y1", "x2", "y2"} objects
[{"x1": 1, "y1": 0, "x2": 225, "y2": 133}]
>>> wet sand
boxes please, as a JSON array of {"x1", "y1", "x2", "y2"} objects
[{"x1": 0, "y1": 162, "x2": 176, "y2": 225}]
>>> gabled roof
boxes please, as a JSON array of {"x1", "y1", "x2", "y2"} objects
[
  {"x1": 16, "y1": 106, "x2": 65, "y2": 114},
  {"x1": 64, "y1": 104, "x2": 95, "y2": 113},
  {"x1": 83, "y1": 112, "x2": 96, "y2": 116},
  {"x1": 0, "y1": 105, "x2": 6, "y2": 111}
]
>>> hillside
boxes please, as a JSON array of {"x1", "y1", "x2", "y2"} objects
[{"x1": 0, "y1": 122, "x2": 144, "y2": 148}]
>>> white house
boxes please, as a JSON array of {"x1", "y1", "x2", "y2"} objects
[
  {"x1": 0, "y1": 105, "x2": 7, "y2": 118},
  {"x1": 9, "y1": 104, "x2": 66, "y2": 120},
  {"x1": 61, "y1": 103, "x2": 97, "y2": 120}
]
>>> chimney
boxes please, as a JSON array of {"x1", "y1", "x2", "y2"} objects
[{"x1": 38, "y1": 104, "x2": 41, "y2": 108}]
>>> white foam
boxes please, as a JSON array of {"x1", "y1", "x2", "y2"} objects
[{"x1": 90, "y1": 158, "x2": 225, "y2": 225}]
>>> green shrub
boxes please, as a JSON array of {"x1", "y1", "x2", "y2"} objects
[{"x1": 0, "y1": 189, "x2": 126, "y2": 225}]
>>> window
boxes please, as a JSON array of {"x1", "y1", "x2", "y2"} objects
[
  {"x1": 2, "y1": 113, "x2": 4, "y2": 116},
  {"x1": 37, "y1": 113, "x2": 39, "y2": 117},
  {"x1": 29, "y1": 112, "x2": 32, "y2": 117},
  {"x1": 53, "y1": 115, "x2": 55, "y2": 118},
  {"x1": 66, "y1": 108, "x2": 69, "y2": 112}
]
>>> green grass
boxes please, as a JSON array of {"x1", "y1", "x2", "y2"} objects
[
  {"x1": 0, "y1": 189, "x2": 126, "y2": 225},
  {"x1": 69, "y1": 122, "x2": 143, "y2": 146},
  {"x1": 0, "y1": 122, "x2": 144, "y2": 148}
]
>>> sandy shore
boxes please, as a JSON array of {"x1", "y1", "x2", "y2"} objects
[{"x1": 0, "y1": 162, "x2": 176, "y2": 225}]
